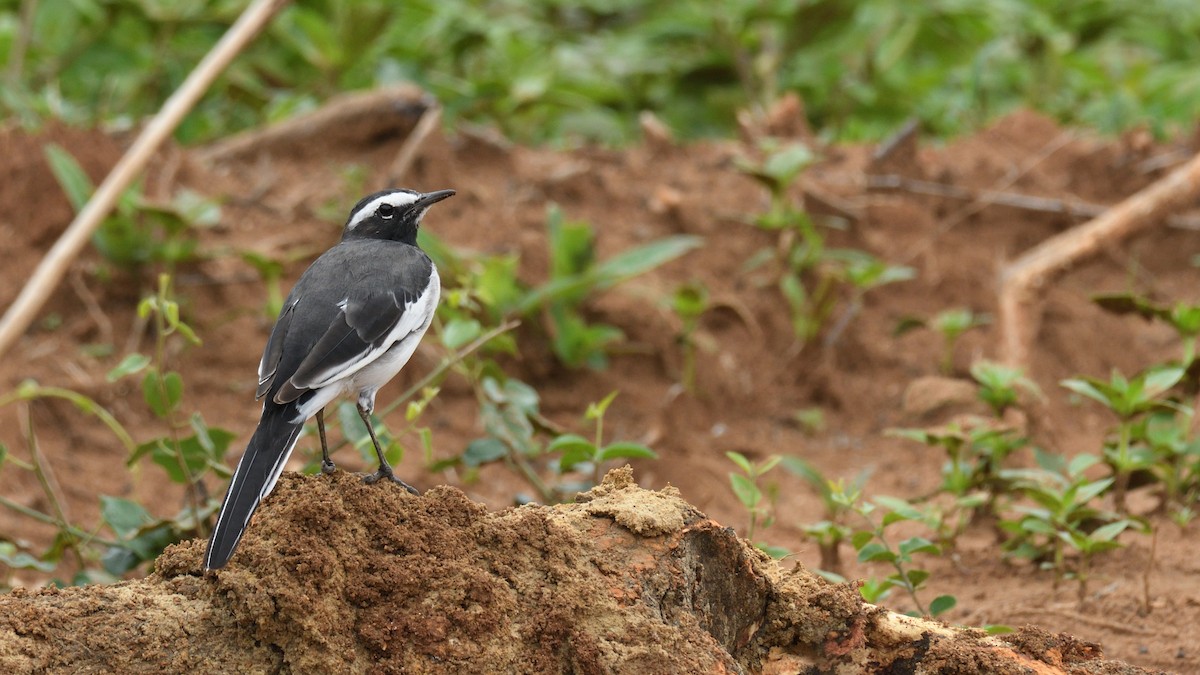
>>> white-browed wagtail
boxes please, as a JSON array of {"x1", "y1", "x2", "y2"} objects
[{"x1": 204, "y1": 188, "x2": 454, "y2": 570}]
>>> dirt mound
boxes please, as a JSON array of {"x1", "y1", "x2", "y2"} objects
[{"x1": 0, "y1": 469, "x2": 1151, "y2": 673}]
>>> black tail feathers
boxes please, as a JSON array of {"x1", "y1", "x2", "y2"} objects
[{"x1": 204, "y1": 404, "x2": 305, "y2": 570}]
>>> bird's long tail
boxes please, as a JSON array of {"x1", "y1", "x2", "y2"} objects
[{"x1": 205, "y1": 403, "x2": 305, "y2": 570}]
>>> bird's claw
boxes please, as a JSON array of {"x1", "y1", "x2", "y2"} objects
[
  {"x1": 363, "y1": 469, "x2": 420, "y2": 495},
  {"x1": 321, "y1": 459, "x2": 337, "y2": 475}
]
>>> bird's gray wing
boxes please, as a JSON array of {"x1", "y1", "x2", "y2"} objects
[
  {"x1": 256, "y1": 301, "x2": 295, "y2": 399},
  {"x1": 272, "y1": 288, "x2": 425, "y2": 405}
]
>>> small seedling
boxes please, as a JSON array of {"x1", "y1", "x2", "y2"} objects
[
  {"x1": 670, "y1": 282, "x2": 711, "y2": 393},
  {"x1": 1093, "y1": 293, "x2": 1200, "y2": 364},
  {"x1": 110, "y1": 275, "x2": 234, "y2": 544},
  {"x1": 548, "y1": 391, "x2": 658, "y2": 489},
  {"x1": 1000, "y1": 450, "x2": 1144, "y2": 600},
  {"x1": 895, "y1": 308, "x2": 990, "y2": 375},
  {"x1": 824, "y1": 251, "x2": 915, "y2": 347},
  {"x1": 831, "y1": 485, "x2": 956, "y2": 617},
  {"x1": 1061, "y1": 365, "x2": 1187, "y2": 512},
  {"x1": 971, "y1": 360, "x2": 1042, "y2": 417},
  {"x1": 783, "y1": 456, "x2": 870, "y2": 574},
  {"x1": 726, "y1": 451, "x2": 783, "y2": 547}
]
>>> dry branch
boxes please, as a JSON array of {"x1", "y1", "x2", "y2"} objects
[
  {"x1": 869, "y1": 173, "x2": 1200, "y2": 230},
  {"x1": 0, "y1": 0, "x2": 291, "y2": 358},
  {"x1": 998, "y1": 151, "x2": 1200, "y2": 367},
  {"x1": 0, "y1": 470, "x2": 1148, "y2": 673},
  {"x1": 196, "y1": 85, "x2": 434, "y2": 165}
]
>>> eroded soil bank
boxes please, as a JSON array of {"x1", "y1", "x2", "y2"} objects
[{"x1": 0, "y1": 468, "x2": 1151, "y2": 674}]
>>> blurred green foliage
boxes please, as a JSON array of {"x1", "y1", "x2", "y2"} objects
[{"x1": 3, "y1": 0, "x2": 1199, "y2": 144}]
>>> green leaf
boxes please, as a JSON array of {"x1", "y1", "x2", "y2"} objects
[
  {"x1": 100, "y1": 496, "x2": 154, "y2": 539},
  {"x1": 141, "y1": 370, "x2": 183, "y2": 418},
  {"x1": 898, "y1": 536, "x2": 939, "y2": 558},
  {"x1": 0, "y1": 542, "x2": 56, "y2": 572},
  {"x1": 725, "y1": 451, "x2": 753, "y2": 474},
  {"x1": 1090, "y1": 520, "x2": 1132, "y2": 542},
  {"x1": 875, "y1": 496, "x2": 923, "y2": 522},
  {"x1": 850, "y1": 530, "x2": 875, "y2": 551},
  {"x1": 1073, "y1": 477, "x2": 1114, "y2": 505},
  {"x1": 1144, "y1": 365, "x2": 1186, "y2": 398},
  {"x1": 547, "y1": 434, "x2": 596, "y2": 471},
  {"x1": 901, "y1": 569, "x2": 930, "y2": 588},
  {"x1": 597, "y1": 442, "x2": 658, "y2": 463},
  {"x1": 1060, "y1": 378, "x2": 1114, "y2": 408},
  {"x1": 462, "y1": 438, "x2": 508, "y2": 467},
  {"x1": 756, "y1": 543, "x2": 791, "y2": 560},
  {"x1": 442, "y1": 318, "x2": 483, "y2": 350},
  {"x1": 729, "y1": 473, "x2": 761, "y2": 509},
  {"x1": 857, "y1": 542, "x2": 896, "y2": 563},
  {"x1": 585, "y1": 390, "x2": 620, "y2": 421},
  {"x1": 43, "y1": 144, "x2": 94, "y2": 211},
  {"x1": 106, "y1": 353, "x2": 151, "y2": 382},
  {"x1": 591, "y1": 235, "x2": 703, "y2": 284},
  {"x1": 929, "y1": 594, "x2": 957, "y2": 616}
]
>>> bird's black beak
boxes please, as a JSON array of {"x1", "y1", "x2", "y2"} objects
[{"x1": 415, "y1": 189, "x2": 456, "y2": 208}]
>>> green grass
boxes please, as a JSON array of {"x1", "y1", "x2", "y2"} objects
[{"x1": 4, "y1": 0, "x2": 1200, "y2": 144}]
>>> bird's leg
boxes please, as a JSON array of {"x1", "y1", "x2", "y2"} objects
[
  {"x1": 358, "y1": 403, "x2": 420, "y2": 495},
  {"x1": 316, "y1": 408, "x2": 335, "y2": 474}
]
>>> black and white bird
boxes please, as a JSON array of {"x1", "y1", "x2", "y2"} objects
[{"x1": 204, "y1": 188, "x2": 454, "y2": 570}]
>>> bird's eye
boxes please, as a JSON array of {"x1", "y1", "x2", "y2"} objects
[{"x1": 377, "y1": 204, "x2": 396, "y2": 219}]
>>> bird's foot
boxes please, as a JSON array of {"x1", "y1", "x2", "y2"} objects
[
  {"x1": 321, "y1": 459, "x2": 337, "y2": 475},
  {"x1": 363, "y1": 468, "x2": 420, "y2": 495}
]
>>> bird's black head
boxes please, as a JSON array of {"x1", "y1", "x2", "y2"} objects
[{"x1": 341, "y1": 188, "x2": 455, "y2": 244}]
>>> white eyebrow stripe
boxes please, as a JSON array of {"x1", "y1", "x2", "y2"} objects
[{"x1": 346, "y1": 192, "x2": 421, "y2": 231}]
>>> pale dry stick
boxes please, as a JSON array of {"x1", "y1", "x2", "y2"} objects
[
  {"x1": 197, "y1": 85, "x2": 429, "y2": 164},
  {"x1": 381, "y1": 102, "x2": 443, "y2": 188},
  {"x1": 0, "y1": 0, "x2": 291, "y2": 359},
  {"x1": 868, "y1": 174, "x2": 1200, "y2": 231},
  {"x1": 999, "y1": 151, "x2": 1200, "y2": 367}
]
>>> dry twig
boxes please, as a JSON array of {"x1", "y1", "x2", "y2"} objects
[
  {"x1": 197, "y1": 85, "x2": 431, "y2": 165},
  {"x1": 0, "y1": 0, "x2": 290, "y2": 358},
  {"x1": 998, "y1": 151, "x2": 1200, "y2": 367}
]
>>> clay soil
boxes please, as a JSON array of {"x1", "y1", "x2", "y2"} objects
[{"x1": 0, "y1": 107, "x2": 1198, "y2": 672}]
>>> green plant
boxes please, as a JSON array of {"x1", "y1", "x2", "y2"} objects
[
  {"x1": 426, "y1": 207, "x2": 700, "y2": 370},
  {"x1": 531, "y1": 206, "x2": 701, "y2": 368},
  {"x1": 548, "y1": 391, "x2": 658, "y2": 489},
  {"x1": 669, "y1": 282, "x2": 710, "y2": 393},
  {"x1": 738, "y1": 141, "x2": 832, "y2": 343},
  {"x1": 439, "y1": 380, "x2": 656, "y2": 504},
  {"x1": 108, "y1": 275, "x2": 235, "y2": 566},
  {"x1": 0, "y1": 377, "x2": 221, "y2": 584},
  {"x1": 45, "y1": 145, "x2": 220, "y2": 272},
  {"x1": 1139, "y1": 411, "x2": 1200, "y2": 511},
  {"x1": 825, "y1": 250, "x2": 915, "y2": 347},
  {"x1": 829, "y1": 484, "x2": 956, "y2": 617},
  {"x1": 1061, "y1": 365, "x2": 1187, "y2": 512},
  {"x1": 896, "y1": 308, "x2": 990, "y2": 375},
  {"x1": 9, "y1": 1, "x2": 1200, "y2": 145},
  {"x1": 1000, "y1": 451, "x2": 1146, "y2": 601},
  {"x1": 970, "y1": 360, "x2": 1042, "y2": 417},
  {"x1": 782, "y1": 456, "x2": 870, "y2": 575},
  {"x1": 889, "y1": 421, "x2": 1026, "y2": 505},
  {"x1": 725, "y1": 451, "x2": 786, "y2": 556},
  {"x1": 1093, "y1": 293, "x2": 1200, "y2": 364},
  {"x1": 739, "y1": 141, "x2": 913, "y2": 345}
]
